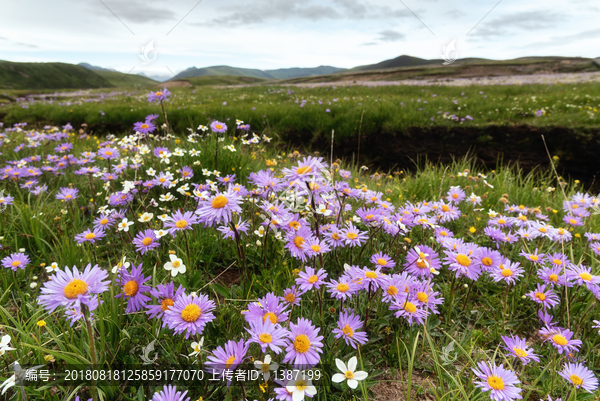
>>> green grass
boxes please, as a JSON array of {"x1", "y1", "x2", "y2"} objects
[
  {"x1": 181, "y1": 75, "x2": 268, "y2": 86},
  {"x1": 0, "y1": 60, "x2": 112, "y2": 90},
  {"x1": 93, "y1": 70, "x2": 157, "y2": 88}
]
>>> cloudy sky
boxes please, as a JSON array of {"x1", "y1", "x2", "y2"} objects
[{"x1": 1, "y1": 0, "x2": 599, "y2": 79}]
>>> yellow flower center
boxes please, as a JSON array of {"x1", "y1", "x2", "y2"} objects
[
  {"x1": 342, "y1": 324, "x2": 354, "y2": 337},
  {"x1": 530, "y1": 255, "x2": 539, "y2": 261},
  {"x1": 225, "y1": 355, "x2": 236, "y2": 368},
  {"x1": 387, "y1": 285, "x2": 398, "y2": 296},
  {"x1": 365, "y1": 271, "x2": 377, "y2": 279},
  {"x1": 259, "y1": 333, "x2": 272, "y2": 344},
  {"x1": 173, "y1": 261, "x2": 181, "y2": 268},
  {"x1": 212, "y1": 195, "x2": 228, "y2": 209},
  {"x1": 552, "y1": 334, "x2": 568, "y2": 346},
  {"x1": 160, "y1": 298, "x2": 174, "y2": 311},
  {"x1": 289, "y1": 221, "x2": 300, "y2": 230},
  {"x1": 346, "y1": 232, "x2": 358, "y2": 240},
  {"x1": 261, "y1": 363, "x2": 270, "y2": 372},
  {"x1": 142, "y1": 237, "x2": 153, "y2": 246},
  {"x1": 345, "y1": 370, "x2": 354, "y2": 379},
  {"x1": 294, "y1": 334, "x2": 311, "y2": 353},
  {"x1": 263, "y1": 312, "x2": 277, "y2": 324},
  {"x1": 11, "y1": 261, "x2": 21, "y2": 267},
  {"x1": 513, "y1": 347, "x2": 528, "y2": 358},
  {"x1": 100, "y1": 218, "x2": 108, "y2": 225},
  {"x1": 155, "y1": 91, "x2": 163, "y2": 96},
  {"x1": 311, "y1": 244, "x2": 321, "y2": 252},
  {"x1": 308, "y1": 275, "x2": 318, "y2": 284},
  {"x1": 332, "y1": 232, "x2": 340, "y2": 240},
  {"x1": 141, "y1": 124, "x2": 149, "y2": 129},
  {"x1": 440, "y1": 231, "x2": 448, "y2": 236},
  {"x1": 456, "y1": 254, "x2": 471, "y2": 267},
  {"x1": 552, "y1": 259, "x2": 562, "y2": 265},
  {"x1": 487, "y1": 376, "x2": 505, "y2": 390},
  {"x1": 416, "y1": 259, "x2": 428, "y2": 269},
  {"x1": 105, "y1": 151, "x2": 113, "y2": 156},
  {"x1": 579, "y1": 272, "x2": 592, "y2": 281},
  {"x1": 65, "y1": 195, "x2": 72, "y2": 199},
  {"x1": 482, "y1": 257, "x2": 493, "y2": 266},
  {"x1": 366, "y1": 214, "x2": 374, "y2": 220},
  {"x1": 441, "y1": 205, "x2": 450, "y2": 212},
  {"x1": 416, "y1": 292, "x2": 428, "y2": 303},
  {"x1": 181, "y1": 304, "x2": 202, "y2": 322},
  {"x1": 569, "y1": 374, "x2": 584, "y2": 386},
  {"x1": 63, "y1": 279, "x2": 88, "y2": 299},
  {"x1": 175, "y1": 220, "x2": 188, "y2": 228},
  {"x1": 294, "y1": 236, "x2": 305, "y2": 248},
  {"x1": 296, "y1": 166, "x2": 312, "y2": 175},
  {"x1": 501, "y1": 268, "x2": 513, "y2": 277},
  {"x1": 295, "y1": 380, "x2": 307, "y2": 391},
  {"x1": 548, "y1": 274, "x2": 558, "y2": 282},
  {"x1": 159, "y1": 178, "x2": 166, "y2": 183},
  {"x1": 123, "y1": 280, "x2": 139, "y2": 296},
  {"x1": 404, "y1": 302, "x2": 417, "y2": 313},
  {"x1": 337, "y1": 283, "x2": 349, "y2": 292},
  {"x1": 535, "y1": 292, "x2": 546, "y2": 301},
  {"x1": 285, "y1": 293, "x2": 295, "y2": 303}
]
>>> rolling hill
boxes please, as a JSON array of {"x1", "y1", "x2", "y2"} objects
[
  {"x1": 0, "y1": 60, "x2": 112, "y2": 90},
  {"x1": 93, "y1": 70, "x2": 157, "y2": 87},
  {"x1": 171, "y1": 65, "x2": 343, "y2": 80}
]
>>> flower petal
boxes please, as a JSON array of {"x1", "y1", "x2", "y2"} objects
[
  {"x1": 331, "y1": 373, "x2": 346, "y2": 383},
  {"x1": 335, "y1": 358, "x2": 347, "y2": 373},
  {"x1": 348, "y1": 356, "x2": 358, "y2": 372}
]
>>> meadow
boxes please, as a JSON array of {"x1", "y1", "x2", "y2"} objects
[{"x1": 0, "y1": 85, "x2": 598, "y2": 401}]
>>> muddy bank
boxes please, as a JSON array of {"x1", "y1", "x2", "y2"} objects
[{"x1": 283, "y1": 125, "x2": 600, "y2": 189}]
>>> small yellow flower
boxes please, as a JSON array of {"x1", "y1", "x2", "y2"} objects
[
  {"x1": 552, "y1": 210, "x2": 558, "y2": 214},
  {"x1": 168, "y1": 250, "x2": 176, "y2": 255},
  {"x1": 44, "y1": 354, "x2": 55, "y2": 363},
  {"x1": 292, "y1": 268, "x2": 300, "y2": 277},
  {"x1": 575, "y1": 233, "x2": 581, "y2": 238},
  {"x1": 404, "y1": 237, "x2": 412, "y2": 244},
  {"x1": 469, "y1": 227, "x2": 476, "y2": 233},
  {"x1": 40, "y1": 263, "x2": 46, "y2": 267},
  {"x1": 37, "y1": 320, "x2": 47, "y2": 328}
]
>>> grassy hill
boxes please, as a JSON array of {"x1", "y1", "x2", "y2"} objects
[
  {"x1": 177, "y1": 75, "x2": 268, "y2": 86},
  {"x1": 94, "y1": 70, "x2": 157, "y2": 87},
  {"x1": 171, "y1": 65, "x2": 344, "y2": 80},
  {"x1": 0, "y1": 60, "x2": 112, "y2": 90}
]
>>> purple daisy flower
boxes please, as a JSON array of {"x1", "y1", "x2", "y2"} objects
[
  {"x1": 246, "y1": 319, "x2": 289, "y2": 354},
  {"x1": 296, "y1": 267, "x2": 328, "y2": 292},
  {"x1": 370, "y1": 251, "x2": 396, "y2": 269},
  {"x1": 281, "y1": 286, "x2": 303, "y2": 306},
  {"x1": 540, "y1": 326, "x2": 582, "y2": 355},
  {"x1": 283, "y1": 318, "x2": 324, "y2": 368},
  {"x1": 559, "y1": 363, "x2": 598, "y2": 392},
  {"x1": 147, "y1": 87, "x2": 171, "y2": 103},
  {"x1": 342, "y1": 222, "x2": 368, "y2": 247},
  {"x1": 404, "y1": 245, "x2": 440, "y2": 278},
  {"x1": 2, "y1": 252, "x2": 31, "y2": 271},
  {"x1": 115, "y1": 264, "x2": 151, "y2": 313},
  {"x1": 444, "y1": 243, "x2": 482, "y2": 281},
  {"x1": 390, "y1": 297, "x2": 429, "y2": 326},
  {"x1": 245, "y1": 293, "x2": 289, "y2": 325},
  {"x1": 180, "y1": 166, "x2": 193, "y2": 179},
  {"x1": 501, "y1": 335, "x2": 540, "y2": 365},
  {"x1": 210, "y1": 120, "x2": 228, "y2": 133},
  {"x1": 205, "y1": 339, "x2": 249, "y2": 386},
  {"x1": 195, "y1": 189, "x2": 242, "y2": 227},
  {"x1": 476, "y1": 247, "x2": 503, "y2": 271},
  {"x1": 164, "y1": 293, "x2": 216, "y2": 338},
  {"x1": 74, "y1": 227, "x2": 106, "y2": 244},
  {"x1": 150, "y1": 384, "x2": 190, "y2": 401},
  {"x1": 284, "y1": 226, "x2": 314, "y2": 262},
  {"x1": 56, "y1": 187, "x2": 79, "y2": 202},
  {"x1": 38, "y1": 264, "x2": 109, "y2": 314},
  {"x1": 472, "y1": 361, "x2": 522, "y2": 401},
  {"x1": 326, "y1": 277, "x2": 359, "y2": 301},
  {"x1": 526, "y1": 284, "x2": 560, "y2": 309},
  {"x1": 133, "y1": 121, "x2": 156, "y2": 134},
  {"x1": 566, "y1": 264, "x2": 600, "y2": 289},
  {"x1": 332, "y1": 311, "x2": 368, "y2": 349},
  {"x1": 447, "y1": 186, "x2": 466, "y2": 203},
  {"x1": 164, "y1": 210, "x2": 198, "y2": 238},
  {"x1": 97, "y1": 147, "x2": 120, "y2": 160},
  {"x1": 132, "y1": 229, "x2": 160, "y2": 255},
  {"x1": 410, "y1": 281, "x2": 444, "y2": 314},
  {"x1": 146, "y1": 282, "x2": 186, "y2": 322},
  {"x1": 491, "y1": 261, "x2": 524, "y2": 285}
]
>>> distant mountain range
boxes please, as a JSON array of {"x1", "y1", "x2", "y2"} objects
[{"x1": 2, "y1": 55, "x2": 599, "y2": 90}]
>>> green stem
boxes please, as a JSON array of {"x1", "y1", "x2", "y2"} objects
[{"x1": 83, "y1": 306, "x2": 100, "y2": 401}]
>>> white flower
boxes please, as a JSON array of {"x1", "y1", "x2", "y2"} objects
[
  {"x1": 112, "y1": 256, "x2": 130, "y2": 274},
  {"x1": 316, "y1": 204, "x2": 332, "y2": 216},
  {"x1": 146, "y1": 168, "x2": 156, "y2": 176},
  {"x1": 154, "y1": 229, "x2": 168, "y2": 238},
  {"x1": 286, "y1": 371, "x2": 317, "y2": 401},
  {"x1": 159, "y1": 153, "x2": 171, "y2": 164},
  {"x1": 29, "y1": 282, "x2": 37, "y2": 289},
  {"x1": 18, "y1": 248, "x2": 25, "y2": 253},
  {"x1": 173, "y1": 148, "x2": 185, "y2": 156},
  {"x1": 254, "y1": 226, "x2": 265, "y2": 237},
  {"x1": 46, "y1": 262, "x2": 59, "y2": 273},
  {"x1": 198, "y1": 125, "x2": 208, "y2": 132},
  {"x1": 164, "y1": 255, "x2": 186, "y2": 277},
  {"x1": 189, "y1": 149, "x2": 201, "y2": 157},
  {"x1": 254, "y1": 354, "x2": 278, "y2": 381},
  {"x1": 159, "y1": 193, "x2": 175, "y2": 202},
  {"x1": 138, "y1": 212, "x2": 153, "y2": 223},
  {"x1": 331, "y1": 357, "x2": 368, "y2": 389},
  {"x1": 117, "y1": 218, "x2": 134, "y2": 232},
  {"x1": 0, "y1": 335, "x2": 15, "y2": 356},
  {"x1": 189, "y1": 337, "x2": 204, "y2": 356}
]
